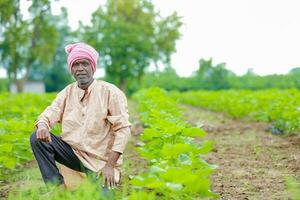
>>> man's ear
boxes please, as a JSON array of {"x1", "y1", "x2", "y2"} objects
[{"x1": 70, "y1": 68, "x2": 75, "y2": 75}]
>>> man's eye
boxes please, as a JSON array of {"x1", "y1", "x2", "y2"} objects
[
  {"x1": 73, "y1": 61, "x2": 89, "y2": 68},
  {"x1": 83, "y1": 62, "x2": 89, "y2": 67}
]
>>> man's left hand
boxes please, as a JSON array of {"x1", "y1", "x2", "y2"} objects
[{"x1": 101, "y1": 164, "x2": 116, "y2": 189}]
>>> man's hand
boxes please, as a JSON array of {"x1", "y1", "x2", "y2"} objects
[
  {"x1": 36, "y1": 122, "x2": 51, "y2": 143},
  {"x1": 101, "y1": 164, "x2": 116, "y2": 189},
  {"x1": 101, "y1": 151, "x2": 121, "y2": 189}
]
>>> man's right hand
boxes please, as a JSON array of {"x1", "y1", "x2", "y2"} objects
[{"x1": 36, "y1": 123, "x2": 52, "y2": 143}]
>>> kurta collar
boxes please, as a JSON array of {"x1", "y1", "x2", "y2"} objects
[{"x1": 76, "y1": 79, "x2": 96, "y2": 101}]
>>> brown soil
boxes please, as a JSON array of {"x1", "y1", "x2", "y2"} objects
[
  {"x1": 183, "y1": 105, "x2": 300, "y2": 200},
  {"x1": 0, "y1": 160, "x2": 39, "y2": 199},
  {"x1": 0, "y1": 184, "x2": 9, "y2": 199},
  {"x1": 119, "y1": 100, "x2": 147, "y2": 183}
]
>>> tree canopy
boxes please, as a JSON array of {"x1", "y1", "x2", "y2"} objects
[
  {"x1": 0, "y1": 0, "x2": 59, "y2": 92},
  {"x1": 81, "y1": 0, "x2": 182, "y2": 91}
]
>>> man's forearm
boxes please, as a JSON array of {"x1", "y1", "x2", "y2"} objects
[
  {"x1": 106, "y1": 151, "x2": 121, "y2": 167},
  {"x1": 35, "y1": 120, "x2": 50, "y2": 131},
  {"x1": 36, "y1": 121, "x2": 49, "y2": 130}
]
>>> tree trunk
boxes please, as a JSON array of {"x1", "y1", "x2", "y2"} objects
[
  {"x1": 12, "y1": 69, "x2": 23, "y2": 93},
  {"x1": 15, "y1": 79, "x2": 24, "y2": 93},
  {"x1": 154, "y1": 61, "x2": 159, "y2": 72},
  {"x1": 14, "y1": 67, "x2": 30, "y2": 93}
]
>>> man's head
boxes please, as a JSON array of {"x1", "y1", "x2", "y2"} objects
[
  {"x1": 65, "y1": 42, "x2": 99, "y2": 89},
  {"x1": 71, "y1": 58, "x2": 94, "y2": 86}
]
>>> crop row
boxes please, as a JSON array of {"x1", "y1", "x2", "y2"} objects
[
  {"x1": 3, "y1": 89, "x2": 217, "y2": 199},
  {"x1": 129, "y1": 88, "x2": 218, "y2": 199},
  {"x1": 171, "y1": 89, "x2": 300, "y2": 134},
  {"x1": 0, "y1": 93, "x2": 58, "y2": 178}
]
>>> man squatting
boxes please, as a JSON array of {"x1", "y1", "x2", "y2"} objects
[{"x1": 30, "y1": 42, "x2": 131, "y2": 189}]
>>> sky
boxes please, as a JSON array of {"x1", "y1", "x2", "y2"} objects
[{"x1": 4, "y1": 0, "x2": 299, "y2": 78}]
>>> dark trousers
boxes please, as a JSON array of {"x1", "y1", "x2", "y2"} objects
[{"x1": 30, "y1": 131, "x2": 90, "y2": 185}]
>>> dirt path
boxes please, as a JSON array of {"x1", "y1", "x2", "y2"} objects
[{"x1": 183, "y1": 105, "x2": 300, "y2": 200}]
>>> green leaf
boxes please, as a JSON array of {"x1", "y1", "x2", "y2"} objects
[
  {"x1": 0, "y1": 156, "x2": 16, "y2": 169},
  {"x1": 166, "y1": 182, "x2": 183, "y2": 191},
  {"x1": 182, "y1": 127, "x2": 206, "y2": 137},
  {"x1": 161, "y1": 143, "x2": 196, "y2": 158},
  {"x1": 128, "y1": 191, "x2": 156, "y2": 200},
  {"x1": 140, "y1": 128, "x2": 161, "y2": 141},
  {"x1": 0, "y1": 143, "x2": 13, "y2": 153},
  {"x1": 197, "y1": 140, "x2": 213, "y2": 154}
]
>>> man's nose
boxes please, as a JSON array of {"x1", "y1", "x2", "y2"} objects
[{"x1": 77, "y1": 63, "x2": 85, "y2": 70}]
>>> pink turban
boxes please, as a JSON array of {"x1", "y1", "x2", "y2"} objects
[{"x1": 65, "y1": 42, "x2": 99, "y2": 73}]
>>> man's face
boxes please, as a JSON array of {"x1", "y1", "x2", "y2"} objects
[{"x1": 71, "y1": 58, "x2": 94, "y2": 85}]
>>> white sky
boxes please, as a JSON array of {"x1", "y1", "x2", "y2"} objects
[{"x1": 2, "y1": 0, "x2": 299, "y2": 78}]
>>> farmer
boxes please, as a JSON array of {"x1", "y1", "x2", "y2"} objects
[{"x1": 30, "y1": 42, "x2": 131, "y2": 189}]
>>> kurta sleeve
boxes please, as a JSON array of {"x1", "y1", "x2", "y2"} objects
[
  {"x1": 107, "y1": 89, "x2": 131, "y2": 153},
  {"x1": 34, "y1": 88, "x2": 67, "y2": 131}
]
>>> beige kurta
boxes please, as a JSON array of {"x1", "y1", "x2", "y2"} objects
[{"x1": 34, "y1": 79, "x2": 131, "y2": 182}]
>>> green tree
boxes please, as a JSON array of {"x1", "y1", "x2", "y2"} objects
[
  {"x1": 0, "y1": 0, "x2": 59, "y2": 92},
  {"x1": 81, "y1": 0, "x2": 182, "y2": 91},
  {"x1": 195, "y1": 58, "x2": 214, "y2": 88},
  {"x1": 28, "y1": 8, "x2": 74, "y2": 92},
  {"x1": 210, "y1": 63, "x2": 233, "y2": 89},
  {"x1": 141, "y1": 67, "x2": 182, "y2": 91},
  {"x1": 195, "y1": 58, "x2": 234, "y2": 90},
  {"x1": 289, "y1": 67, "x2": 300, "y2": 74},
  {"x1": 0, "y1": 78, "x2": 8, "y2": 92}
]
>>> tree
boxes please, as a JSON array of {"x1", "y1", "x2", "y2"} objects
[
  {"x1": 28, "y1": 8, "x2": 74, "y2": 92},
  {"x1": 0, "y1": 0, "x2": 59, "y2": 92},
  {"x1": 81, "y1": 0, "x2": 182, "y2": 91},
  {"x1": 195, "y1": 58, "x2": 234, "y2": 90},
  {"x1": 141, "y1": 67, "x2": 183, "y2": 91},
  {"x1": 152, "y1": 13, "x2": 182, "y2": 70}
]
